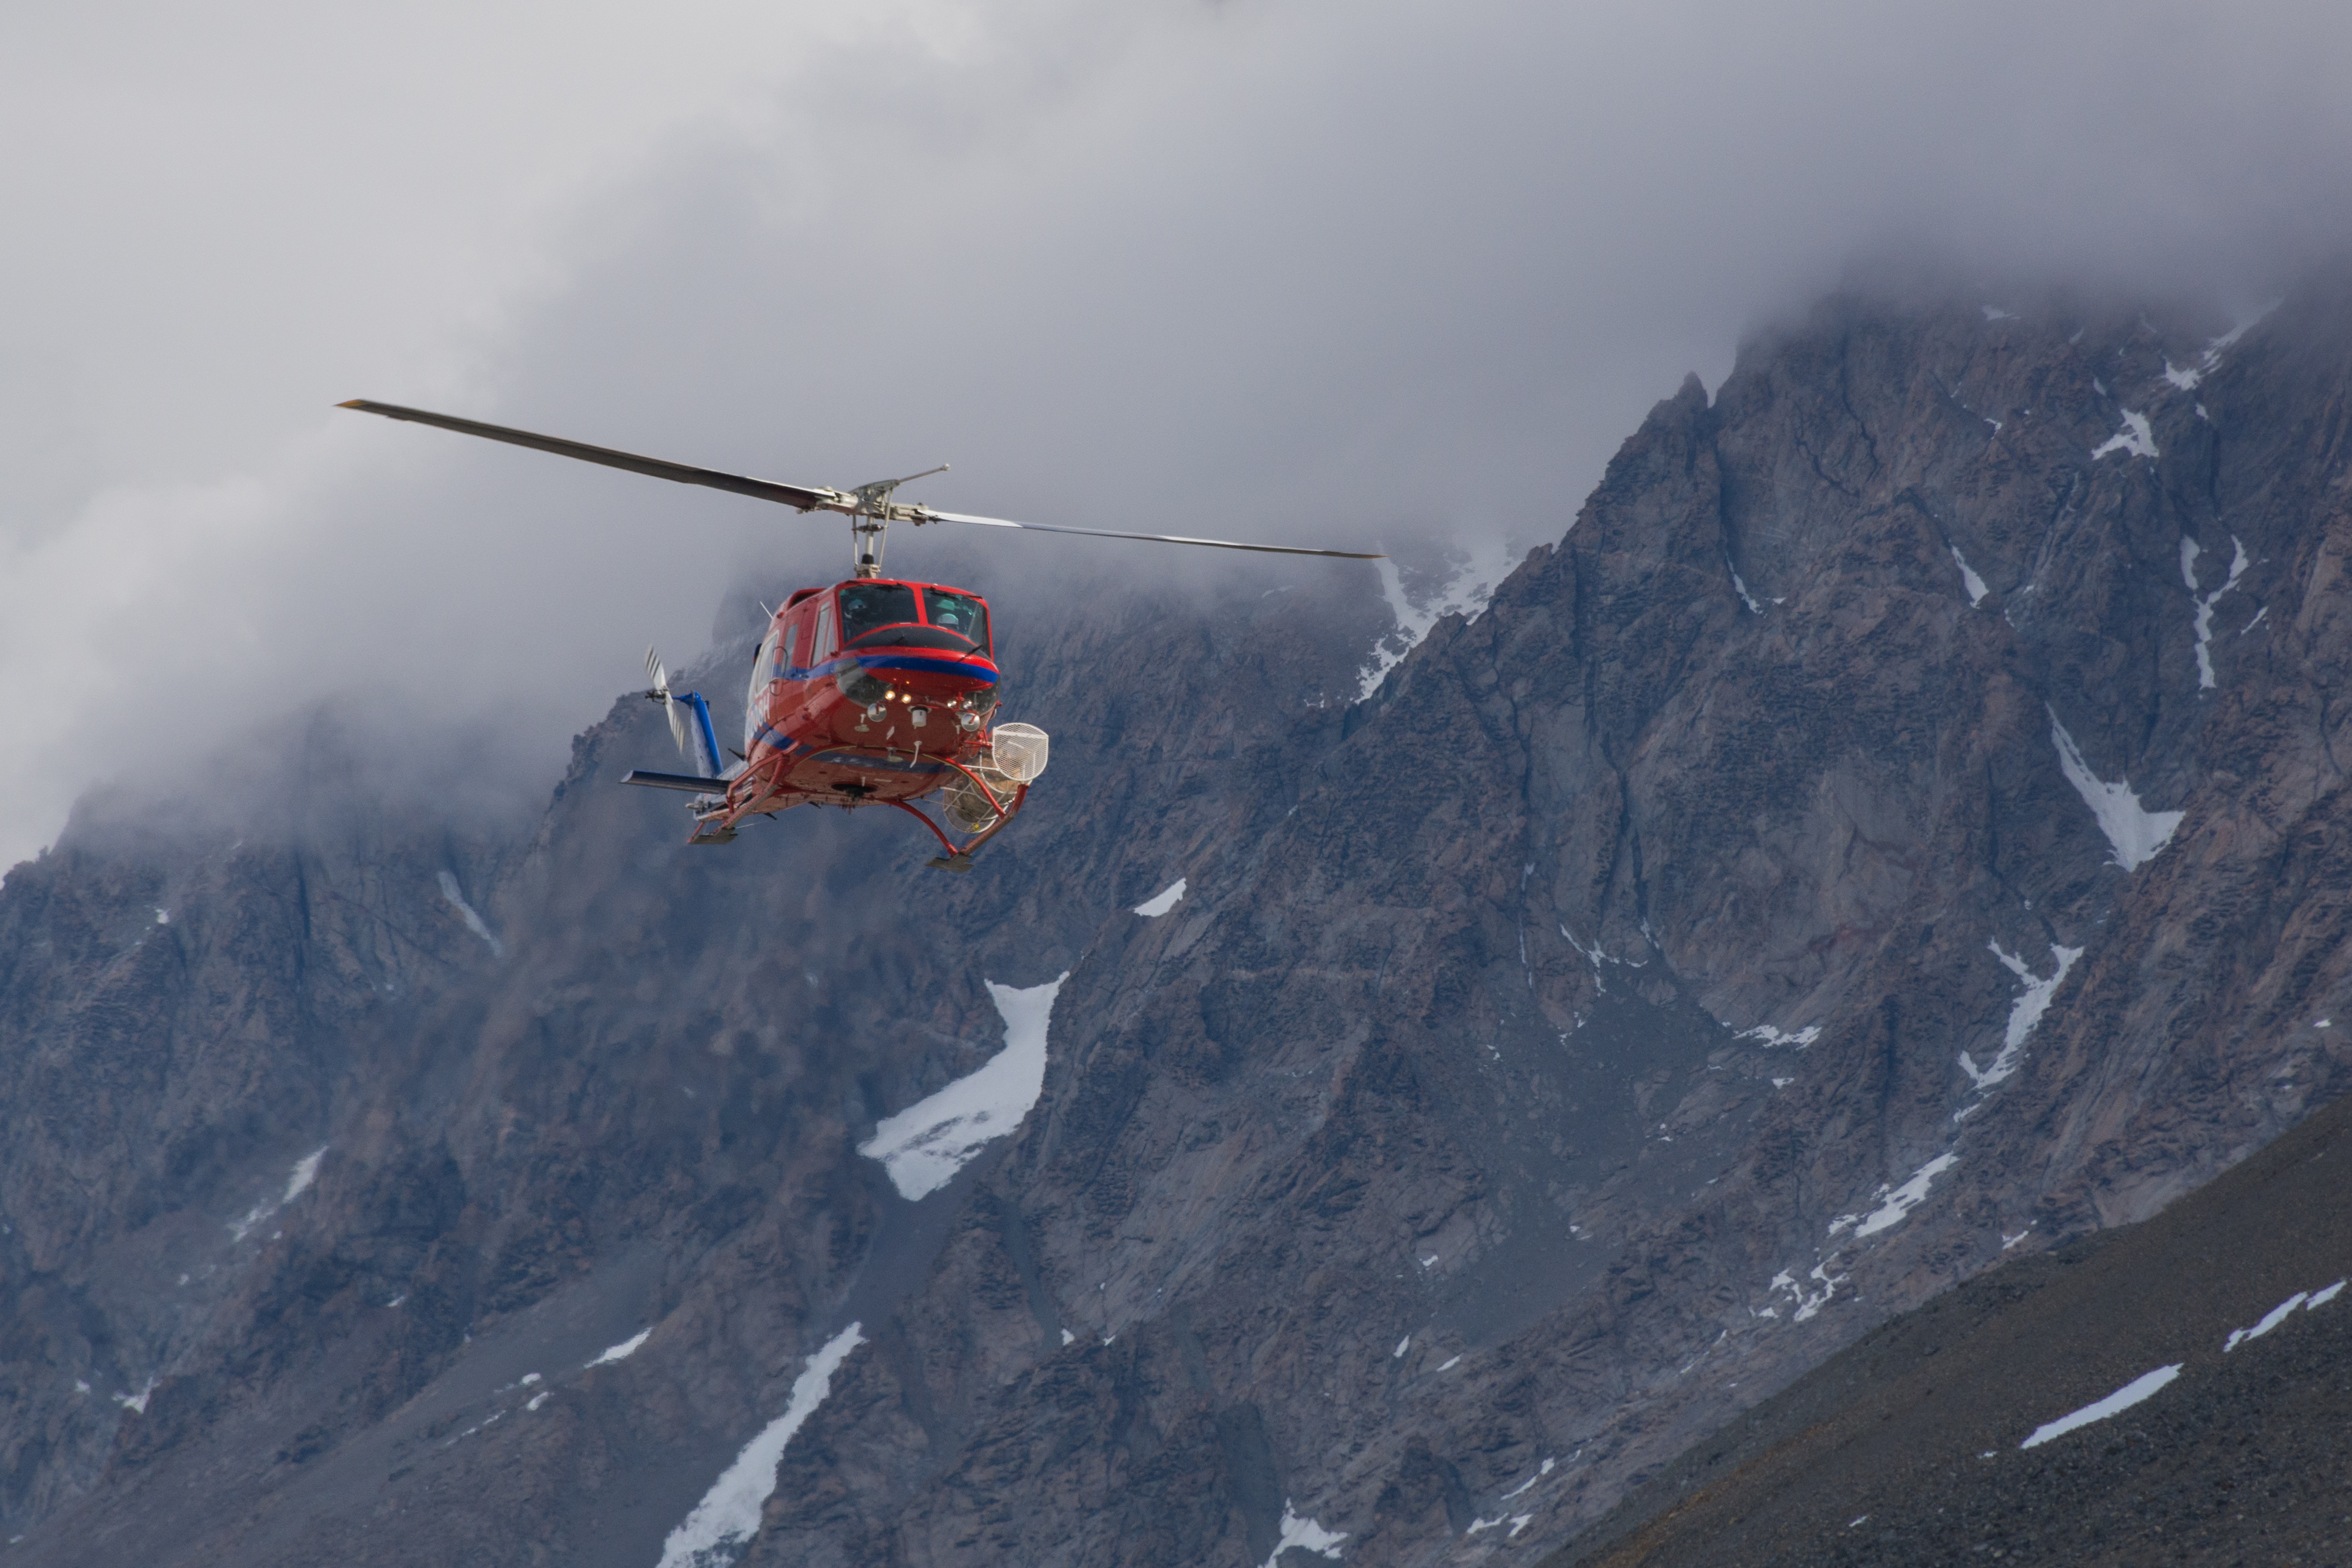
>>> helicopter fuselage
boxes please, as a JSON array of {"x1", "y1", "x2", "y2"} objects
[{"x1": 734, "y1": 575, "x2": 1000, "y2": 814}]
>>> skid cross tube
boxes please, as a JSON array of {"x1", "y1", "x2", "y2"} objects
[{"x1": 886, "y1": 798, "x2": 961, "y2": 857}]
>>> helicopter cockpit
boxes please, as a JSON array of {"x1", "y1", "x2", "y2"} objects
[{"x1": 837, "y1": 580, "x2": 992, "y2": 654}]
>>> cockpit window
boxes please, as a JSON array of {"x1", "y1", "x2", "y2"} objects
[
  {"x1": 838, "y1": 582, "x2": 920, "y2": 638},
  {"x1": 923, "y1": 588, "x2": 990, "y2": 651}
]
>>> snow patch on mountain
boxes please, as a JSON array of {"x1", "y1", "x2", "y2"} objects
[
  {"x1": 2217, "y1": 1276, "x2": 2340, "y2": 1353},
  {"x1": 2020, "y1": 1364, "x2": 2181, "y2": 1449},
  {"x1": 1134, "y1": 880, "x2": 1185, "y2": 917},
  {"x1": 1728, "y1": 560, "x2": 1764, "y2": 614},
  {"x1": 437, "y1": 870, "x2": 503, "y2": 957},
  {"x1": 1466, "y1": 1512, "x2": 1535, "y2": 1539},
  {"x1": 1960, "y1": 941, "x2": 2083, "y2": 1090},
  {"x1": 2090, "y1": 409, "x2": 2159, "y2": 460},
  {"x1": 1831, "y1": 1155, "x2": 1959, "y2": 1239},
  {"x1": 2049, "y1": 713, "x2": 2183, "y2": 871},
  {"x1": 2221, "y1": 1278, "x2": 2341, "y2": 1352},
  {"x1": 1768, "y1": 1260, "x2": 1849, "y2": 1323},
  {"x1": 1357, "y1": 539, "x2": 1512, "y2": 700},
  {"x1": 2161, "y1": 309, "x2": 2271, "y2": 396},
  {"x1": 585, "y1": 1328, "x2": 651, "y2": 1368},
  {"x1": 228, "y1": 1145, "x2": 329, "y2": 1241},
  {"x1": 1950, "y1": 547, "x2": 1990, "y2": 606},
  {"x1": 1498, "y1": 1459, "x2": 1552, "y2": 1501},
  {"x1": 1261, "y1": 1500, "x2": 1347, "y2": 1567},
  {"x1": 860, "y1": 974, "x2": 1067, "y2": 1200},
  {"x1": 1738, "y1": 1023, "x2": 1821, "y2": 1049},
  {"x1": 283, "y1": 1146, "x2": 326, "y2": 1203},
  {"x1": 656, "y1": 1322, "x2": 864, "y2": 1568},
  {"x1": 2181, "y1": 535, "x2": 2250, "y2": 691}
]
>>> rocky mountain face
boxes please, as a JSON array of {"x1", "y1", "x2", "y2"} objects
[
  {"x1": 1553, "y1": 1086, "x2": 2352, "y2": 1567},
  {"x1": 4, "y1": 277, "x2": 2351, "y2": 1568}
]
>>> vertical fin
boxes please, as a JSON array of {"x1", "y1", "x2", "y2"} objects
[{"x1": 683, "y1": 692, "x2": 723, "y2": 779}]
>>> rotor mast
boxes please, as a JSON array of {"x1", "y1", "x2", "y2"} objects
[{"x1": 843, "y1": 464, "x2": 949, "y2": 577}]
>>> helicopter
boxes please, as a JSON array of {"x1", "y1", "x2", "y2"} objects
[{"x1": 339, "y1": 400, "x2": 1380, "y2": 870}]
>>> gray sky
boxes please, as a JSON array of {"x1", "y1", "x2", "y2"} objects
[{"x1": 6, "y1": 0, "x2": 2351, "y2": 868}]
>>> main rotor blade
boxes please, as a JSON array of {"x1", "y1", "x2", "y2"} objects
[
  {"x1": 338, "y1": 400, "x2": 836, "y2": 511},
  {"x1": 920, "y1": 510, "x2": 1384, "y2": 560}
]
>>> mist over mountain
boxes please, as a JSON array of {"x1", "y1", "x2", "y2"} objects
[
  {"x1": 19, "y1": 1, "x2": 2352, "y2": 877},
  {"x1": 4, "y1": 270, "x2": 2350, "y2": 1567}
]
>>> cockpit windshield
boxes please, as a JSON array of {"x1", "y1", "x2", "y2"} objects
[
  {"x1": 838, "y1": 581, "x2": 920, "y2": 639},
  {"x1": 923, "y1": 588, "x2": 989, "y2": 651}
]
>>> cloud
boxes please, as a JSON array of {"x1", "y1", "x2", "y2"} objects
[{"x1": 8, "y1": 0, "x2": 2352, "y2": 868}]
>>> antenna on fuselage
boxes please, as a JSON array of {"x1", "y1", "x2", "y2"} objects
[{"x1": 847, "y1": 463, "x2": 949, "y2": 577}]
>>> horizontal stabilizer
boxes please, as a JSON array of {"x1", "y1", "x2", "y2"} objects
[{"x1": 623, "y1": 770, "x2": 723, "y2": 793}]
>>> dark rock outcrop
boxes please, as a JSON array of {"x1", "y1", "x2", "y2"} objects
[{"x1": 1552, "y1": 1085, "x2": 2352, "y2": 1567}]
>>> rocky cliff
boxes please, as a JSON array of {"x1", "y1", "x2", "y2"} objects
[
  {"x1": 2, "y1": 278, "x2": 2348, "y2": 1567},
  {"x1": 1552, "y1": 1085, "x2": 2352, "y2": 1566}
]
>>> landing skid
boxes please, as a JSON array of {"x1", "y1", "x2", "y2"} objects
[
  {"x1": 649, "y1": 741, "x2": 1030, "y2": 867},
  {"x1": 887, "y1": 777, "x2": 1031, "y2": 872}
]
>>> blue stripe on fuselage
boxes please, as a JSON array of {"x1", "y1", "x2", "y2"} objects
[
  {"x1": 854, "y1": 654, "x2": 995, "y2": 679},
  {"x1": 782, "y1": 655, "x2": 997, "y2": 684}
]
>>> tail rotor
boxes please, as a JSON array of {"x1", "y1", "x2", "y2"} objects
[
  {"x1": 644, "y1": 646, "x2": 724, "y2": 778},
  {"x1": 645, "y1": 646, "x2": 690, "y2": 758}
]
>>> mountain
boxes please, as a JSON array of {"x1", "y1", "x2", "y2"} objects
[
  {"x1": 2, "y1": 275, "x2": 2350, "y2": 1567},
  {"x1": 1549, "y1": 1084, "x2": 2352, "y2": 1566}
]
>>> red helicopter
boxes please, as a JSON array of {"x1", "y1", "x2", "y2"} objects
[{"x1": 340, "y1": 400, "x2": 1378, "y2": 870}]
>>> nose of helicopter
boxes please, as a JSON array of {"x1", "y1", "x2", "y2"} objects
[{"x1": 834, "y1": 647, "x2": 997, "y2": 708}]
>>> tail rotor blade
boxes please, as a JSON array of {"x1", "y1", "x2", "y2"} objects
[{"x1": 645, "y1": 647, "x2": 689, "y2": 757}]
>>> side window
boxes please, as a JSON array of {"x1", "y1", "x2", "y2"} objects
[
  {"x1": 814, "y1": 605, "x2": 835, "y2": 660},
  {"x1": 744, "y1": 627, "x2": 779, "y2": 748}
]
